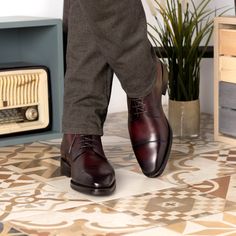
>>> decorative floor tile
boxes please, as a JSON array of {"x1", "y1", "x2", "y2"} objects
[
  {"x1": 0, "y1": 182, "x2": 91, "y2": 222},
  {"x1": 165, "y1": 210, "x2": 236, "y2": 235},
  {"x1": 39, "y1": 139, "x2": 62, "y2": 146},
  {"x1": 199, "y1": 148, "x2": 236, "y2": 167},
  {"x1": 124, "y1": 150, "x2": 236, "y2": 186},
  {"x1": 124, "y1": 226, "x2": 181, "y2": 236},
  {"x1": 0, "y1": 167, "x2": 38, "y2": 189},
  {"x1": 102, "y1": 187, "x2": 236, "y2": 227},
  {"x1": 47, "y1": 169, "x2": 175, "y2": 203},
  {"x1": 0, "y1": 111, "x2": 236, "y2": 235},
  {"x1": 0, "y1": 141, "x2": 61, "y2": 183},
  {"x1": 0, "y1": 221, "x2": 29, "y2": 236},
  {"x1": 172, "y1": 113, "x2": 235, "y2": 155},
  {"x1": 0, "y1": 142, "x2": 60, "y2": 163},
  {"x1": 6, "y1": 204, "x2": 154, "y2": 236},
  {"x1": 3, "y1": 156, "x2": 62, "y2": 182},
  {"x1": 189, "y1": 174, "x2": 236, "y2": 203},
  {"x1": 104, "y1": 143, "x2": 137, "y2": 169},
  {"x1": 102, "y1": 135, "x2": 131, "y2": 145},
  {"x1": 0, "y1": 144, "x2": 24, "y2": 155},
  {"x1": 163, "y1": 155, "x2": 236, "y2": 185},
  {"x1": 172, "y1": 137, "x2": 234, "y2": 155}
]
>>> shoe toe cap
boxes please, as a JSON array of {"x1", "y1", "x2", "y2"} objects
[{"x1": 134, "y1": 141, "x2": 168, "y2": 177}]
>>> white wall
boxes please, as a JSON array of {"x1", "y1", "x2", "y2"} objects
[
  {"x1": 0, "y1": 0, "x2": 63, "y2": 18},
  {"x1": 0, "y1": 0, "x2": 234, "y2": 114}
]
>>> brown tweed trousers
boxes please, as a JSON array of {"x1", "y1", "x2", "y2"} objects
[{"x1": 62, "y1": 0, "x2": 157, "y2": 135}]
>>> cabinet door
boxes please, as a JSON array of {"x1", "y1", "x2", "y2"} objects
[
  {"x1": 219, "y1": 29, "x2": 236, "y2": 56},
  {"x1": 219, "y1": 56, "x2": 236, "y2": 83}
]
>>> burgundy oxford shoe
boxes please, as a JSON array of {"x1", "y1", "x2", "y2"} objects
[
  {"x1": 60, "y1": 134, "x2": 116, "y2": 196},
  {"x1": 127, "y1": 60, "x2": 172, "y2": 177}
]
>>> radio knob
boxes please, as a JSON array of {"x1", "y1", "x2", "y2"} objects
[{"x1": 25, "y1": 107, "x2": 38, "y2": 121}]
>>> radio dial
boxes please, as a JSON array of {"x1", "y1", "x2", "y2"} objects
[{"x1": 25, "y1": 107, "x2": 38, "y2": 121}]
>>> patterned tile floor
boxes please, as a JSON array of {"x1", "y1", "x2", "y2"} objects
[{"x1": 0, "y1": 111, "x2": 236, "y2": 235}]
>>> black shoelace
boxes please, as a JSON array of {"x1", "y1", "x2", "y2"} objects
[
  {"x1": 79, "y1": 135, "x2": 95, "y2": 149},
  {"x1": 130, "y1": 98, "x2": 146, "y2": 115}
]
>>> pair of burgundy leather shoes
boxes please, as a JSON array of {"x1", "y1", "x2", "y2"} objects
[{"x1": 60, "y1": 60, "x2": 172, "y2": 195}]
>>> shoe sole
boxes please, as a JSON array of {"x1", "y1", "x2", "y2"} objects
[{"x1": 71, "y1": 179, "x2": 116, "y2": 196}]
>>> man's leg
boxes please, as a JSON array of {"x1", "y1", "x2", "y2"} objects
[
  {"x1": 61, "y1": 0, "x2": 116, "y2": 196},
  {"x1": 78, "y1": 0, "x2": 157, "y2": 98},
  {"x1": 62, "y1": 0, "x2": 114, "y2": 135},
  {"x1": 78, "y1": 0, "x2": 172, "y2": 178}
]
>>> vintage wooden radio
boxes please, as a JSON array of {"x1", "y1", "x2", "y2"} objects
[{"x1": 0, "y1": 66, "x2": 50, "y2": 135}]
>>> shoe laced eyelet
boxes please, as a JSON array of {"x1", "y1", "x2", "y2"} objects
[
  {"x1": 79, "y1": 135, "x2": 94, "y2": 149},
  {"x1": 131, "y1": 98, "x2": 146, "y2": 116}
]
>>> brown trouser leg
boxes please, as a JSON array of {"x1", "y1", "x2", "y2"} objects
[{"x1": 62, "y1": 0, "x2": 157, "y2": 135}]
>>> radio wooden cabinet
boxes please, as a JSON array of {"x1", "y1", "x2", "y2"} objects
[
  {"x1": 0, "y1": 17, "x2": 64, "y2": 147},
  {"x1": 214, "y1": 17, "x2": 236, "y2": 144}
]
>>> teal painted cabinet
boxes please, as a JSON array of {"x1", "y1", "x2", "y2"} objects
[{"x1": 0, "y1": 17, "x2": 64, "y2": 146}]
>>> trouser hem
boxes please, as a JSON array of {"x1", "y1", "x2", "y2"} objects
[
  {"x1": 126, "y1": 64, "x2": 157, "y2": 98},
  {"x1": 62, "y1": 127, "x2": 104, "y2": 136}
]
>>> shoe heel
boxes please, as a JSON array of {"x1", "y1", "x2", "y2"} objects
[
  {"x1": 161, "y1": 63, "x2": 168, "y2": 95},
  {"x1": 60, "y1": 157, "x2": 71, "y2": 177}
]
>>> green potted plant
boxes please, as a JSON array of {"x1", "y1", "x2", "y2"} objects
[{"x1": 147, "y1": 0, "x2": 225, "y2": 137}]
